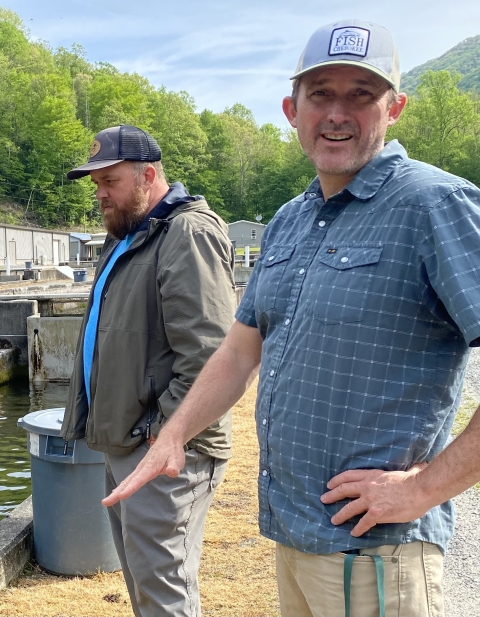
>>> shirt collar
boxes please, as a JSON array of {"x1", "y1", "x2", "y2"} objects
[
  {"x1": 345, "y1": 140, "x2": 408, "y2": 200},
  {"x1": 302, "y1": 140, "x2": 408, "y2": 204}
]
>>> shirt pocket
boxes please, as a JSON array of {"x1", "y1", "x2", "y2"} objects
[
  {"x1": 305, "y1": 243, "x2": 383, "y2": 325},
  {"x1": 255, "y1": 245, "x2": 296, "y2": 315}
]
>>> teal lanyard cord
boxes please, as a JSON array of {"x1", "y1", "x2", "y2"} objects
[
  {"x1": 344, "y1": 554, "x2": 385, "y2": 617},
  {"x1": 344, "y1": 554, "x2": 355, "y2": 617}
]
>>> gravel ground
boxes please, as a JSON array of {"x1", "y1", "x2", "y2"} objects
[{"x1": 443, "y1": 347, "x2": 480, "y2": 617}]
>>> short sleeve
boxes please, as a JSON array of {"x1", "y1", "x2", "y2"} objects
[
  {"x1": 235, "y1": 260, "x2": 261, "y2": 328},
  {"x1": 420, "y1": 186, "x2": 480, "y2": 346}
]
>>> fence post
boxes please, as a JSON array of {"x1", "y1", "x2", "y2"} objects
[{"x1": 244, "y1": 245, "x2": 250, "y2": 268}]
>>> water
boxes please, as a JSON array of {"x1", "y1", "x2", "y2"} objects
[{"x1": 0, "y1": 379, "x2": 70, "y2": 519}]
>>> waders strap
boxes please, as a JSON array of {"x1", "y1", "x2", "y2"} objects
[{"x1": 344, "y1": 553, "x2": 385, "y2": 617}]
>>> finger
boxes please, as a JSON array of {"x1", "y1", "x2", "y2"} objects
[
  {"x1": 327, "y1": 469, "x2": 370, "y2": 490},
  {"x1": 350, "y1": 511, "x2": 377, "y2": 537},
  {"x1": 321, "y1": 481, "x2": 362, "y2": 504},
  {"x1": 102, "y1": 468, "x2": 157, "y2": 506},
  {"x1": 165, "y1": 464, "x2": 181, "y2": 478},
  {"x1": 330, "y1": 498, "x2": 368, "y2": 525},
  {"x1": 102, "y1": 450, "x2": 186, "y2": 505}
]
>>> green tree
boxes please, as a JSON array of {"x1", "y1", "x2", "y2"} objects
[
  {"x1": 388, "y1": 71, "x2": 479, "y2": 181},
  {"x1": 25, "y1": 94, "x2": 93, "y2": 225},
  {"x1": 149, "y1": 88, "x2": 209, "y2": 190},
  {"x1": 88, "y1": 66, "x2": 154, "y2": 133}
]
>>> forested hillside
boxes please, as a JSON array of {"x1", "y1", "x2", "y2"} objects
[
  {"x1": 0, "y1": 8, "x2": 315, "y2": 228},
  {"x1": 402, "y1": 35, "x2": 480, "y2": 92},
  {"x1": 0, "y1": 8, "x2": 479, "y2": 229},
  {"x1": 388, "y1": 69, "x2": 480, "y2": 186}
]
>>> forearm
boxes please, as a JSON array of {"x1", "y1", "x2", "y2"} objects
[
  {"x1": 158, "y1": 321, "x2": 261, "y2": 446},
  {"x1": 103, "y1": 321, "x2": 262, "y2": 505},
  {"x1": 414, "y1": 403, "x2": 480, "y2": 506}
]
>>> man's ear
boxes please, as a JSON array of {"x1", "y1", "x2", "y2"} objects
[
  {"x1": 282, "y1": 96, "x2": 298, "y2": 128},
  {"x1": 143, "y1": 164, "x2": 156, "y2": 189},
  {"x1": 387, "y1": 92, "x2": 408, "y2": 127}
]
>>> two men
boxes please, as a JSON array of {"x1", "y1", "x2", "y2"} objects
[
  {"x1": 61, "y1": 125, "x2": 235, "y2": 617},
  {"x1": 105, "y1": 21, "x2": 480, "y2": 617}
]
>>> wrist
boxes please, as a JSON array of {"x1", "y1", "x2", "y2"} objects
[{"x1": 410, "y1": 465, "x2": 441, "y2": 512}]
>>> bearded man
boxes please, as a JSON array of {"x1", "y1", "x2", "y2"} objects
[{"x1": 61, "y1": 124, "x2": 235, "y2": 617}]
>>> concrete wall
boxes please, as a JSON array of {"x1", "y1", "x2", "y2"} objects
[
  {"x1": 0, "y1": 497, "x2": 32, "y2": 589},
  {"x1": 234, "y1": 267, "x2": 253, "y2": 285},
  {"x1": 0, "y1": 348, "x2": 20, "y2": 385},
  {"x1": 27, "y1": 316, "x2": 82, "y2": 382},
  {"x1": 0, "y1": 300, "x2": 38, "y2": 368}
]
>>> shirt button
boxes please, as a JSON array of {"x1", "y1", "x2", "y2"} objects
[
  {"x1": 340, "y1": 256, "x2": 349, "y2": 263},
  {"x1": 262, "y1": 419, "x2": 267, "y2": 426},
  {"x1": 318, "y1": 220, "x2": 326, "y2": 228},
  {"x1": 268, "y1": 255, "x2": 275, "y2": 261},
  {"x1": 269, "y1": 370, "x2": 275, "y2": 377},
  {"x1": 262, "y1": 470, "x2": 268, "y2": 477},
  {"x1": 299, "y1": 268, "x2": 305, "y2": 275},
  {"x1": 284, "y1": 318, "x2": 290, "y2": 325}
]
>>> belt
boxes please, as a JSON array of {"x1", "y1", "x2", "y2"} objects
[{"x1": 344, "y1": 553, "x2": 385, "y2": 617}]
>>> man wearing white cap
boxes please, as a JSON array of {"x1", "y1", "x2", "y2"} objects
[{"x1": 103, "y1": 22, "x2": 480, "y2": 617}]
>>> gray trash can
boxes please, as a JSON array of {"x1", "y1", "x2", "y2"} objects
[
  {"x1": 73, "y1": 269, "x2": 87, "y2": 283},
  {"x1": 25, "y1": 261, "x2": 33, "y2": 269},
  {"x1": 18, "y1": 408, "x2": 120, "y2": 575}
]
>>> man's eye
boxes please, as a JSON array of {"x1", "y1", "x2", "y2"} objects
[{"x1": 353, "y1": 90, "x2": 374, "y2": 99}]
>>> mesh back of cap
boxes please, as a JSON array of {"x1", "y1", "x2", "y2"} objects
[{"x1": 118, "y1": 125, "x2": 161, "y2": 161}]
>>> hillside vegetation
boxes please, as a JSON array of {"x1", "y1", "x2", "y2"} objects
[
  {"x1": 402, "y1": 35, "x2": 480, "y2": 92},
  {"x1": 0, "y1": 8, "x2": 314, "y2": 228},
  {"x1": 0, "y1": 7, "x2": 478, "y2": 229}
]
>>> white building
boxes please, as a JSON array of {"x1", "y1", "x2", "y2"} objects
[
  {"x1": 69, "y1": 232, "x2": 91, "y2": 261},
  {"x1": 228, "y1": 220, "x2": 266, "y2": 249},
  {"x1": 84, "y1": 233, "x2": 107, "y2": 261},
  {"x1": 0, "y1": 224, "x2": 70, "y2": 267}
]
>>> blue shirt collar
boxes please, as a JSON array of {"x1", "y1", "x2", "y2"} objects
[{"x1": 302, "y1": 140, "x2": 408, "y2": 203}]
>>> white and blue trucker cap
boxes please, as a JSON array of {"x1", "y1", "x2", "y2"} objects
[{"x1": 291, "y1": 19, "x2": 401, "y2": 92}]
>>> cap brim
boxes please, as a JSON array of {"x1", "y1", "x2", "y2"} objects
[
  {"x1": 290, "y1": 59, "x2": 399, "y2": 92},
  {"x1": 66, "y1": 159, "x2": 126, "y2": 180}
]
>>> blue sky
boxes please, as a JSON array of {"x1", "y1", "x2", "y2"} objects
[{"x1": 4, "y1": 0, "x2": 480, "y2": 128}]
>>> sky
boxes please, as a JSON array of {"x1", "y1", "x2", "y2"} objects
[{"x1": 3, "y1": 0, "x2": 480, "y2": 129}]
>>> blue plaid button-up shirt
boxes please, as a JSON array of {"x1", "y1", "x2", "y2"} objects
[{"x1": 236, "y1": 140, "x2": 480, "y2": 555}]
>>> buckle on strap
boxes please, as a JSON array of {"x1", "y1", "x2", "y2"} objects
[{"x1": 344, "y1": 553, "x2": 385, "y2": 617}]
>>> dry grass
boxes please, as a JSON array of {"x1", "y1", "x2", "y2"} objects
[{"x1": 0, "y1": 381, "x2": 280, "y2": 617}]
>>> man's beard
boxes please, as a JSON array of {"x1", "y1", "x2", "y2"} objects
[{"x1": 101, "y1": 185, "x2": 149, "y2": 240}]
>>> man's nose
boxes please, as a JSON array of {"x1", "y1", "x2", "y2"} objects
[
  {"x1": 325, "y1": 97, "x2": 351, "y2": 124},
  {"x1": 96, "y1": 186, "x2": 108, "y2": 200}
]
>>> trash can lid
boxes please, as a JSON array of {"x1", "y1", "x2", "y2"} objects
[{"x1": 18, "y1": 408, "x2": 65, "y2": 436}]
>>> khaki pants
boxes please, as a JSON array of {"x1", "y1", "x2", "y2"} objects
[{"x1": 276, "y1": 541, "x2": 444, "y2": 617}]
